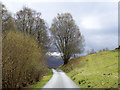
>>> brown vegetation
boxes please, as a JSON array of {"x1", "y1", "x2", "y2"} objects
[
  {"x1": 2, "y1": 31, "x2": 48, "y2": 88},
  {"x1": 1, "y1": 3, "x2": 51, "y2": 88}
]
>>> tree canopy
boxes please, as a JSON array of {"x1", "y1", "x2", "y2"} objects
[
  {"x1": 50, "y1": 13, "x2": 84, "y2": 64},
  {"x1": 15, "y1": 7, "x2": 50, "y2": 53},
  {"x1": 2, "y1": 4, "x2": 15, "y2": 32}
]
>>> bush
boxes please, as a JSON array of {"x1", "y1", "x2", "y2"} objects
[
  {"x1": 2, "y1": 31, "x2": 47, "y2": 88},
  {"x1": 87, "y1": 49, "x2": 96, "y2": 55},
  {"x1": 99, "y1": 50, "x2": 102, "y2": 52},
  {"x1": 103, "y1": 48, "x2": 109, "y2": 51},
  {"x1": 115, "y1": 45, "x2": 120, "y2": 50}
]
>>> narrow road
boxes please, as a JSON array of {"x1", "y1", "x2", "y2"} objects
[{"x1": 42, "y1": 69, "x2": 79, "y2": 88}]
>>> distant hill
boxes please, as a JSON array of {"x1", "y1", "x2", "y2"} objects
[
  {"x1": 45, "y1": 53, "x2": 84, "y2": 69},
  {"x1": 46, "y1": 55, "x2": 64, "y2": 69}
]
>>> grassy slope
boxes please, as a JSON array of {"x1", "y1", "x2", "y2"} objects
[
  {"x1": 28, "y1": 69, "x2": 53, "y2": 88},
  {"x1": 59, "y1": 50, "x2": 118, "y2": 88}
]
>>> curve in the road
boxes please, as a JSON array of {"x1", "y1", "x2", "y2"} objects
[{"x1": 42, "y1": 69, "x2": 79, "y2": 88}]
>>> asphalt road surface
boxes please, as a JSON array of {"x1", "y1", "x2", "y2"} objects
[{"x1": 42, "y1": 69, "x2": 79, "y2": 88}]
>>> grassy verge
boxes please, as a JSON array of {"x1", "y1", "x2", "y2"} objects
[
  {"x1": 29, "y1": 69, "x2": 53, "y2": 88},
  {"x1": 59, "y1": 50, "x2": 118, "y2": 88}
]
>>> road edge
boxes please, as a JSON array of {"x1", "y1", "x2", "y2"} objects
[{"x1": 65, "y1": 72, "x2": 80, "y2": 88}]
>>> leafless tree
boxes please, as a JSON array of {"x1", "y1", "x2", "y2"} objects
[
  {"x1": 15, "y1": 7, "x2": 50, "y2": 53},
  {"x1": 50, "y1": 13, "x2": 84, "y2": 64},
  {"x1": 2, "y1": 3, "x2": 15, "y2": 32}
]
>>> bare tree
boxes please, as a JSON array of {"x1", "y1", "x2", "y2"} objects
[
  {"x1": 50, "y1": 13, "x2": 84, "y2": 64},
  {"x1": 15, "y1": 7, "x2": 50, "y2": 53},
  {"x1": 15, "y1": 7, "x2": 36, "y2": 34},
  {"x1": 2, "y1": 3, "x2": 15, "y2": 32},
  {"x1": 35, "y1": 17, "x2": 50, "y2": 53}
]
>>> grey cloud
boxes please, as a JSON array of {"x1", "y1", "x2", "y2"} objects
[{"x1": 1, "y1": 2, "x2": 118, "y2": 54}]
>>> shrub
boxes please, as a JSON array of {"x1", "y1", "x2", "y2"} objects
[
  {"x1": 103, "y1": 48, "x2": 109, "y2": 51},
  {"x1": 87, "y1": 49, "x2": 96, "y2": 55},
  {"x1": 2, "y1": 31, "x2": 47, "y2": 88},
  {"x1": 115, "y1": 45, "x2": 120, "y2": 50},
  {"x1": 99, "y1": 50, "x2": 102, "y2": 52}
]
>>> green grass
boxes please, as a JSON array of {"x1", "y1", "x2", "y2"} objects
[
  {"x1": 59, "y1": 50, "x2": 118, "y2": 88},
  {"x1": 29, "y1": 69, "x2": 53, "y2": 88}
]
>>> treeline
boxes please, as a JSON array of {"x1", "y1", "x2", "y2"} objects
[
  {"x1": 87, "y1": 48, "x2": 109, "y2": 55},
  {"x1": 2, "y1": 5, "x2": 50, "y2": 53},
  {"x1": 2, "y1": 3, "x2": 50, "y2": 88},
  {"x1": 2, "y1": 2, "x2": 85, "y2": 88}
]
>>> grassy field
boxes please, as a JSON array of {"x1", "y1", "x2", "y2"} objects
[
  {"x1": 28, "y1": 69, "x2": 53, "y2": 88},
  {"x1": 59, "y1": 50, "x2": 118, "y2": 88}
]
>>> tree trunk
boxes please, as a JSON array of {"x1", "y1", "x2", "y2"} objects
[{"x1": 64, "y1": 59, "x2": 68, "y2": 64}]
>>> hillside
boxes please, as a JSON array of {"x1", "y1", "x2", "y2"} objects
[
  {"x1": 46, "y1": 56, "x2": 64, "y2": 69},
  {"x1": 59, "y1": 50, "x2": 118, "y2": 88}
]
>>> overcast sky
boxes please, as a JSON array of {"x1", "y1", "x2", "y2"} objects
[{"x1": 1, "y1": 0, "x2": 118, "y2": 55}]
